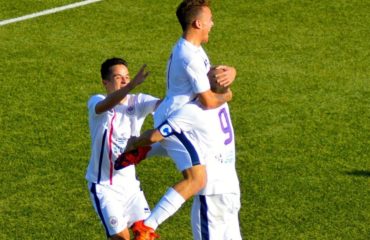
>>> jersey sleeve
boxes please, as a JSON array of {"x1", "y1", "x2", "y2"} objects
[
  {"x1": 136, "y1": 93, "x2": 160, "y2": 118},
  {"x1": 186, "y1": 58, "x2": 211, "y2": 94},
  {"x1": 87, "y1": 94, "x2": 105, "y2": 117}
]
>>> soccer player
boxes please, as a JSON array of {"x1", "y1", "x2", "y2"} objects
[
  {"x1": 191, "y1": 100, "x2": 241, "y2": 240},
  {"x1": 154, "y1": 0, "x2": 236, "y2": 126},
  {"x1": 127, "y1": 1, "x2": 236, "y2": 239},
  {"x1": 85, "y1": 57, "x2": 161, "y2": 240},
  {"x1": 116, "y1": 67, "x2": 241, "y2": 240}
]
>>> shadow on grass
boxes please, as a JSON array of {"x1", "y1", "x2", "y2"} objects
[{"x1": 345, "y1": 170, "x2": 370, "y2": 177}]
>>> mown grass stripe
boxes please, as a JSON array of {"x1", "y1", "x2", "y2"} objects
[{"x1": 0, "y1": 0, "x2": 102, "y2": 26}]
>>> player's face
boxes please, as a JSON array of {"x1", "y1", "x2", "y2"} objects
[
  {"x1": 199, "y1": 7, "x2": 214, "y2": 43},
  {"x1": 105, "y1": 64, "x2": 130, "y2": 93}
]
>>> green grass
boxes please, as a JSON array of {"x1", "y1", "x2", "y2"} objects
[
  {"x1": 1, "y1": 0, "x2": 369, "y2": 239},
  {"x1": 0, "y1": 0, "x2": 79, "y2": 19}
]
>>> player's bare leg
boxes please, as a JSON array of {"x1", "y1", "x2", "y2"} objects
[
  {"x1": 174, "y1": 165, "x2": 207, "y2": 200},
  {"x1": 142, "y1": 165, "x2": 206, "y2": 229},
  {"x1": 132, "y1": 165, "x2": 206, "y2": 239},
  {"x1": 110, "y1": 228, "x2": 130, "y2": 240}
]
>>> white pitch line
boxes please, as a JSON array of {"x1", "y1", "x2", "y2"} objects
[{"x1": 0, "y1": 0, "x2": 102, "y2": 26}]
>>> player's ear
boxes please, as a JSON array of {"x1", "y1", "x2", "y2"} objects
[
  {"x1": 102, "y1": 79, "x2": 109, "y2": 86},
  {"x1": 193, "y1": 19, "x2": 202, "y2": 29}
]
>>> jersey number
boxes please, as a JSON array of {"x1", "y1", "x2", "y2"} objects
[{"x1": 218, "y1": 108, "x2": 233, "y2": 145}]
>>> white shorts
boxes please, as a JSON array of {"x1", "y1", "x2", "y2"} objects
[
  {"x1": 157, "y1": 121, "x2": 205, "y2": 172},
  {"x1": 191, "y1": 194, "x2": 242, "y2": 240},
  {"x1": 88, "y1": 182, "x2": 151, "y2": 237}
]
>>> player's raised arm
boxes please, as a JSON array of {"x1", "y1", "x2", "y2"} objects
[{"x1": 95, "y1": 64, "x2": 149, "y2": 114}]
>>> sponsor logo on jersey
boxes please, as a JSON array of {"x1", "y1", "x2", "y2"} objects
[
  {"x1": 109, "y1": 216, "x2": 119, "y2": 228},
  {"x1": 126, "y1": 106, "x2": 135, "y2": 115},
  {"x1": 204, "y1": 58, "x2": 209, "y2": 68},
  {"x1": 159, "y1": 124, "x2": 173, "y2": 137}
]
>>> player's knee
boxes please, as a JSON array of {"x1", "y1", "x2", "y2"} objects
[
  {"x1": 110, "y1": 230, "x2": 130, "y2": 240},
  {"x1": 197, "y1": 174, "x2": 207, "y2": 190},
  {"x1": 110, "y1": 235, "x2": 129, "y2": 240},
  {"x1": 190, "y1": 173, "x2": 207, "y2": 192},
  {"x1": 182, "y1": 165, "x2": 207, "y2": 193}
]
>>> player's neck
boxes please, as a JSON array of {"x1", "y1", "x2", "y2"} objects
[
  {"x1": 119, "y1": 96, "x2": 128, "y2": 105},
  {"x1": 182, "y1": 31, "x2": 202, "y2": 47}
]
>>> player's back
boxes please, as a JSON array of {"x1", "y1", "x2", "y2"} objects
[
  {"x1": 199, "y1": 103, "x2": 240, "y2": 195},
  {"x1": 154, "y1": 38, "x2": 211, "y2": 127},
  {"x1": 164, "y1": 101, "x2": 239, "y2": 195}
]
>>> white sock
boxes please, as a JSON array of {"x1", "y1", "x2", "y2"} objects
[{"x1": 144, "y1": 187, "x2": 185, "y2": 230}]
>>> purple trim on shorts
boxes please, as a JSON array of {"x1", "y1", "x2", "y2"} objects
[
  {"x1": 157, "y1": 120, "x2": 200, "y2": 166},
  {"x1": 200, "y1": 195, "x2": 209, "y2": 240},
  {"x1": 97, "y1": 129, "x2": 107, "y2": 183},
  {"x1": 90, "y1": 183, "x2": 110, "y2": 237},
  {"x1": 174, "y1": 131, "x2": 200, "y2": 166}
]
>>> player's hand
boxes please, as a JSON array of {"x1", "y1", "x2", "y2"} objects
[
  {"x1": 214, "y1": 65, "x2": 236, "y2": 87},
  {"x1": 130, "y1": 64, "x2": 150, "y2": 88}
]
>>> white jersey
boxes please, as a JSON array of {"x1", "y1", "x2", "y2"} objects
[
  {"x1": 86, "y1": 93, "x2": 158, "y2": 192},
  {"x1": 154, "y1": 38, "x2": 211, "y2": 127},
  {"x1": 163, "y1": 102, "x2": 239, "y2": 195},
  {"x1": 199, "y1": 103, "x2": 240, "y2": 195}
]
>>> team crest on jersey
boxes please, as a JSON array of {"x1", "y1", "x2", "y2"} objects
[
  {"x1": 109, "y1": 216, "x2": 119, "y2": 228},
  {"x1": 204, "y1": 59, "x2": 209, "y2": 68},
  {"x1": 126, "y1": 106, "x2": 135, "y2": 115},
  {"x1": 159, "y1": 123, "x2": 173, "y2": 137}
]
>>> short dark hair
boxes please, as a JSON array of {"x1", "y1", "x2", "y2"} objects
[
  {"x1": 100, "y1": 57, "x2": 128, "y2": 80},
  {"x1": 176, "y1": 0, "x2": 210, "y2": 31}
]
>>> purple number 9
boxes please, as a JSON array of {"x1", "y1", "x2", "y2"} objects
[{"x1": 218, "y1": 108, "x2": 233, "y2": 145}]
